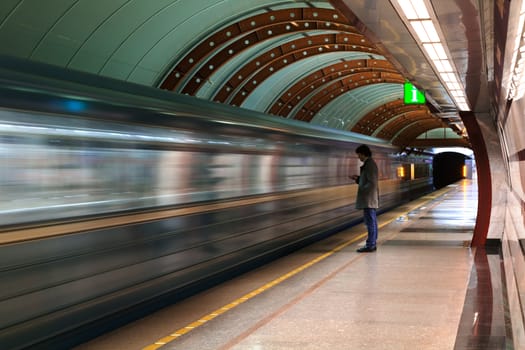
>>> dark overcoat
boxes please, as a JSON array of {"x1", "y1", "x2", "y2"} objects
[{"x1": 355, "y1": 157, "x2": 379, "y2": 209}]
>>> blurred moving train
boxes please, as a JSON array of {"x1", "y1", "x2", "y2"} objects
[{"x1": 0, "y1": 57, "x2": 433, "y2": 349}]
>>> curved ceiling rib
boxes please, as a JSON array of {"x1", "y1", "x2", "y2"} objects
[
  {"x1": 216, "y1": 33, "x2": 379, "y2": 105},
  {"x1": 353, "y1": 99, "x2": 424, "y2": 134},
  {"x1": 392, "y1": 119, "x2": 448, "y2": 147},
  {"x1": 156, "y1": 3, "x2": 454, "y2": 148},
  {"x1": 411, "y1": 127, "x2": 471, "y2": 148},
  {"x1": 159, "y1": 7, "x2": 408, "y2": 134},
  {"x1": 312, "y1": 83, "x2": 404, "y2": 129},
  {"x1": 293, "y1": 70, "x2": 405, "y2": 122},
  {"x1": 269, "y1": 58, "x2": 399, "y2": 117},
  {"x1": 160, "y1": 8, "x2": 354, "y2": 93},
  {"x1": 352, "y1": 99, "x2": 445, "y2": 146},
  {"x1": 376, "y1": 110, "x2": 440, "y2": 138}
]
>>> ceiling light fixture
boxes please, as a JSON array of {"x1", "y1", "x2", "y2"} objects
[{"x1": 392, "y1": 0, "x2": 470, "y2": 111}]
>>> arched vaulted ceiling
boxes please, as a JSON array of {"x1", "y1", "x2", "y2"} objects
[
  {"x1": 0, "y1": 0, "x2": 470, "y2": 148},
  {"x1": 158, "y1": 4, "x2": 446, "y2": 147}
]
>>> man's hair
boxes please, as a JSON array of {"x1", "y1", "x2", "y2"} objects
[{"x1": 355, "y1": 144, "x2": 372, "y2": 157}]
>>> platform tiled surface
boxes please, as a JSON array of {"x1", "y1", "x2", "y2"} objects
[
  {"x1": 221, "y1": 182, "x2": 477, "y2": 350},
  {"x1": 76, "y1": 180, "x2": 511, "y2": 350},
  {"x1": 223, "y1": 247, "x2": 472, "y2": 350}
]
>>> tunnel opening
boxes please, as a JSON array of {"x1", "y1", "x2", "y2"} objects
[{"x1": 432, "y1": 151, "x2": 474, "y2": 189}]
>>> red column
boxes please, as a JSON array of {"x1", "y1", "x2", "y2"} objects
[{"x1": 460, "y1": 111, "x2": 491, "y2": 246}]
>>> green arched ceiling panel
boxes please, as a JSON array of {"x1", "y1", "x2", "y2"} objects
[
  {"x1": 1, "y1": 0, "x2": 311, "y2": 84},
  {"x1": 195, "y1": 33, "x2": 299, "y2": 100},
  {"x1": 417, "y1": 128, "x2": 462, "y2": 139},
  {"x1": 196, "y1": 34, "x2": 361, "y2": 100},
  {"x1": 0, "y1": 0, "x2": 466, "y2": 147},
  {"x1": 312, "y1": 84, "x2": 403, "y2": 129},
  {"x1": 242, "y1": 52, "x2": 384, "y2": 112}
]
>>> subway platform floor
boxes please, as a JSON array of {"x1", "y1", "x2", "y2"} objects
[{"x1": 75, "y1": 179, "x2": 511, "y2": 350}]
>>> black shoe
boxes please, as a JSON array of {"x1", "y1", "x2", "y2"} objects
[{"x1": 356, "y1": 246, "x2": 376, "y2": 253}]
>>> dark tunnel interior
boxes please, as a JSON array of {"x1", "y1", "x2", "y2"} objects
[{"x1": 433, "y1": 152, "x2": 467, "y2": 189}]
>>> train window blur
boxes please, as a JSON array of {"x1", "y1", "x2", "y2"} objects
[{"x1": 0, "y1": 103, "x2": 434, "y2": 227}]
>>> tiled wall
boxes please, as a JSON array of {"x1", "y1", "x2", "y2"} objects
[
  {"x1": 500, "y1": 96, "x2": 525, "y2": 349},
  {"x1": 501, "y1": 195, "x2": 525, "y2": 349}
]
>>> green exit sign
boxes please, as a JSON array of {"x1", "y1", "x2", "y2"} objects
[{"x1": 404, "y1": 82, "x2": 426, "y2": 104}]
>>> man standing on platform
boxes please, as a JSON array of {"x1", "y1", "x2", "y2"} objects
[{"x1": 350, "y1": 144, "x2": 379, "y2": 252}]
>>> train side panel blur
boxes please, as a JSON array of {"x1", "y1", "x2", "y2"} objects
[{"x1": 0, "y1": 58, "x2": 433, "y2": 349}]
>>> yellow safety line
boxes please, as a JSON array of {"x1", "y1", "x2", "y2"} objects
[
  {"x1": 142, "y1": 232, "x2": 367, "y2": 350},
  {"x1": 142, "y1": 190, "x2": 452, "y2": 349}
]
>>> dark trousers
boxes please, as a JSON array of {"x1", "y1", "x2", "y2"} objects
[{"x1": 363, "y1": 208, "x2": 378, "y2": 247}]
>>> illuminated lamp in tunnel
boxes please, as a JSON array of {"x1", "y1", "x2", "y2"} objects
[{"x1": 397, "y1": 166, "x2": 405, "y2": 178}]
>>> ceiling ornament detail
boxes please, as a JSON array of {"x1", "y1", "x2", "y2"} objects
[
  {"x1": 160, "y1": 8, "x2": 355, "y2": 93},
  {"x1": 268, "y1": 59, "x2": 401, "y2": 120},
  {"x1": 158, "y1": 5, "x2": 449, "y2": 147}
]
